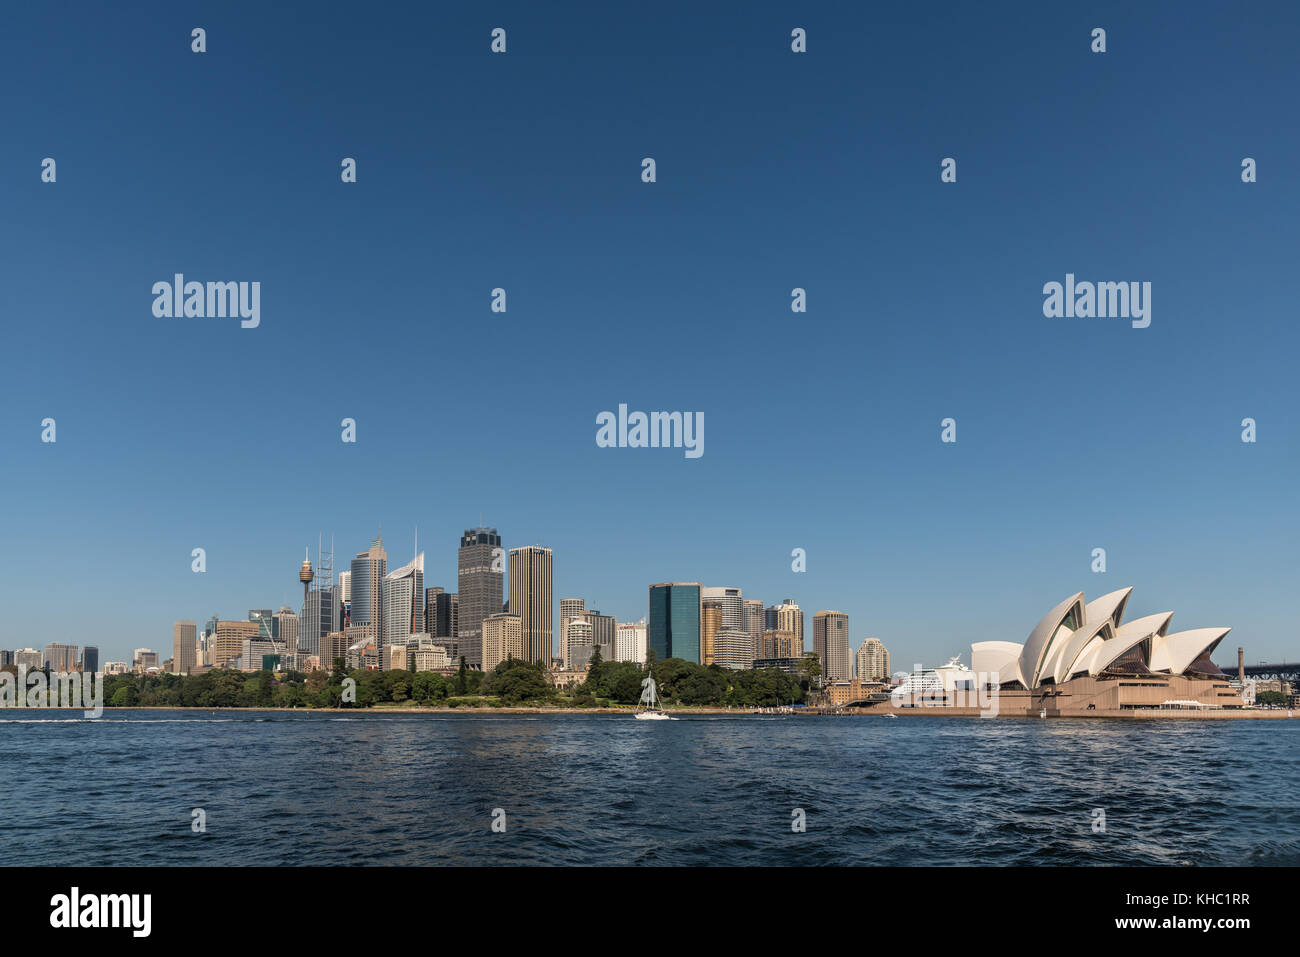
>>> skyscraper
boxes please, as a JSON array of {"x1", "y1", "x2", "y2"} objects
[
  {"x1": 81, "y1": 646, "x2": 99, "y2": 674},
  {"x1": 775, "y1": 600, "x2": 805, "y2": 655},
  {"x1": 813, "y1": 611, "x2": 850, "y2": 682},
  {"x1": 702, "y1": 586, "x2": 744, "y2": 631},
  {"x1": 424, "y1": 587, "x2": 453, "y2": 637},
  {"x1": 856, "y1": 638, "x2": 891, "y2": 681},
  {"x1": 211, "y1": 622, "x2": 257, "y2": 669},
  {"x1": 565, "y1": 618, "x2": 595, "y2": 670},
  {"x1": 301, "y1": 586, "x2": 335, "y2": 658},
  {"x1": 559, "y1": 598, "x2": 586, "y2": 667},
  {"x1": 713, "y1": 629, "x2": 754, "y2": 671},
  {"x1": 482, "y1": 612, "x2": 523, "y2": 672},
  {"x1": 615, "y1": 620, "x2": 647, "y2": 664},
  {"x1": 743, "y1": 599, "x2": 764, "y2": 640},
  {"x1": 381, "y1": 552, "x2": 424, "y2": 669},
  {"x1": 701, "y1": 600, "x2": 723, "y2": 666},
  {"x1": 274, "y1": 607, "x2": 299, "y2": 657},
  {"x1": 509, "y1": 546, "x2": 553, "y2": 666},
  {"x1": 44, "y1": 643, "x2": 79, "y2": 672},
  {"x1": 648, "y1": 583, "x2": 702, "y2": 664},
  {"x1": 172, "y1": 622, "x2": 197, "y2": 675},
  {"x1": 458, "y1": 527, "x2": 502, "y2": 670},
  {"x1": 584, "y1": 609, "x2": 617, "y2": 663},
  {"x1": 350, "y1": 533, "x2": 388, "y2": 637}
]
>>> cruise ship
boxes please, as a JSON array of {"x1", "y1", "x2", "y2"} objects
[{"x1": 890, "y1": 656, "x2": 977, "y2": 704}]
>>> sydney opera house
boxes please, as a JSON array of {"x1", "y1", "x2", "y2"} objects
[{"x1": 970, "y1": 587, "x2": 1244, "y2": 715}]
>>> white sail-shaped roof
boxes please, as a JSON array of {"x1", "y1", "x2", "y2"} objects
[
  {"x1": 972, "y1": 641, "x2": 1025, "y2": 688},
  {"x1": 1150, "y1": 627, "x2": 1231, "y2": 674},
  {"x1": 1084, "y1": 586, "x2": 1132, "y2": 629},
  {"x1": 1085, "y1": 611, "x2": 1173, "y2": 675},
  {"x1": 1051, "y1": 618, "x2": 1115, "y2": 684},
  {"x1": 1018, "y1": 592, "x2": 1085, "y2": 689}
]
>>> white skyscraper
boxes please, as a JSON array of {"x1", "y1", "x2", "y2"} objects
[
  {"x1": 615, "y1": 619, "x2": 648, "y2": 664},
  {"x1": 381, "y1": 552, "x2": 424, "y2": 669}
]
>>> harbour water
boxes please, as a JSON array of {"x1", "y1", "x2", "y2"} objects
[{"x1": 4, "y1": 710, "x2": 1298, "y2": 866}]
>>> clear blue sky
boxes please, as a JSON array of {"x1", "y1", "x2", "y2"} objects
[{"x1": 2, "y1": 1, "x2": 1297, "y2": 667}]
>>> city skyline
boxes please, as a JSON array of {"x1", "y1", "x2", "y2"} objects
[
  {"x1": 2, "y1": 518, "x2": 1293, "y2": 670},
  {"x1": 2, "y1": 2, "x2": 1296, "y2": 667}
]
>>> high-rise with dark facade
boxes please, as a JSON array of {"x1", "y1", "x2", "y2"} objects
[
  {"x1": 458, "y1": 527, "x2": 502, "y2": 670},
  {"x1": 509, "y1": 545, "x2": 553, "y2": 666},
  {"x1": 81, "y1": 646, "x2": 99, "y2": 673},
  {"x1": 648, "y1": 582, "x2": 702, "y2": 664}
]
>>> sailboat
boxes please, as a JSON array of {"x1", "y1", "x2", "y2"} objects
[{"x1": 635, "y1": 674, "x2": 674, "y2": 720}]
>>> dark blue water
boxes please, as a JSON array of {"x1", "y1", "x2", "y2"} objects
[{"x1": 4, "y1": 710, "x2": 1298, "y2": 865}]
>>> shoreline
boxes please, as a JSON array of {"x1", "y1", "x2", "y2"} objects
[{"x1": 4, "y1": 705, "x2": 1294, "y2": 720}]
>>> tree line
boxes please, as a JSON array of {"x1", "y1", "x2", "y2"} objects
[{"x1": 73, "y1": 650, "x2": 811, "y2": 709}]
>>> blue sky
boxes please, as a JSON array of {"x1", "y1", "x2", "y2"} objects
[{"x1": 2, "y1": 1, "x2": 1297, "y2": 666}]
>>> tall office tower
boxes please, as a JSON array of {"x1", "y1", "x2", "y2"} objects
[
  {"x1": 338, "y1": 570, "x2": 352, "y2": 605},
  {"x1": 81, "y1": 646, "x2": 99, "y2": 674},
  {"x1": 301, "y1": 586, "x2": 335, "y2": 658},
  {"x1": 14, "y1": 648, "x2": 43, "y2": 670},
  {"x1": 211, "y1": 621, "x2": 258, "y2": 669},
  {"x1": 776, "y1": 600, "x2": 805, "y2": 655},
  {"x1": 350, "y1": 533, "x2": 388, "y2": 641},
  {"x1": 615, "y1": 620, "x2": 648, "y2": 664},
  {"x1": 701, "y1": 601, "x2": 723, "y2": 667},
  {"x1": 0, "y1": 651, "x2": 11, "y2": 667},
  {"x1": 702, "y1": 587, "x2": 744, "y2": 632},
  {"x1": 856, "y1": 637, "x2": 891, "y2": 681},
  {"x1": 134, "y1": 649, "x2": 159, "y2": 672},
  {"x1": 813, "y1": 611, "x2": 851, "y2": 682},
  {"x1": 274, "y1": 607, "x2": 300, "y2": 656},
  {"x1": 481, "y1": 613, "x2": 523, "y2": 672},
  {"x1": 424, "y1": 587, "x2": 452, "y2": 637},
  {"x1": 381, "y1": 552, "x2": 424, "y2": 669},
  {"x1": 559, "y1": 598, "x2": 586, "y2": 667},
  {"x1": 583, "y1": 609, "x2": 617, "y2": 662},
  {"x1": 509, "y1": 546, "x2": 553, "y2": 666},
  {"x1": 458, "y1": 527, "x2": 503, "y2": 670},
  {"x1": 713, "y1": 629, "x2": 754, "y2": 671},
  {"x1": 648, "y1": 583, "x2": 702, "y2": 664},
  {"x1": 764, "y1": 605, "x2": 779, "y2": 631},
  {"x1": 743, "y1": 600, "x2": 764, "y2": 638},
  {"x1": 565, "y1": 618, "x2": 595, "y2": 670},
  {"x1": 172, "y1": 622, "x2": 197, "y2": 675},
  {"x1": 44, "y1": 643, "x2": 79, "y2": 672}
]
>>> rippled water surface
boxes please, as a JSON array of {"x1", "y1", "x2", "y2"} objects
[{"x1": 4, "y1": 710, "x2": 1298, "y2": 865}]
